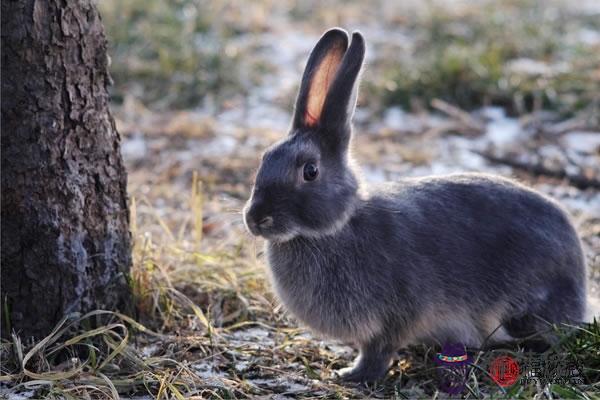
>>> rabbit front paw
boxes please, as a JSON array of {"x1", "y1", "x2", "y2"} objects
[
  {"x1": 336, "y1": 365, "x2": 388, "y2": 383},
  {"x1": 335, "y1": 344, "x2": 395, "y2": 383}
]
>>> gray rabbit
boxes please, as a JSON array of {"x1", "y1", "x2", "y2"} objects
[{"x1": 243, "y1": 28, "x2": 587, "y2": 382}]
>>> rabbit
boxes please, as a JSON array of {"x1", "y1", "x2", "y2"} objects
[{"x1": 243, "y1": 28, "x2": 587, "y2": 382}]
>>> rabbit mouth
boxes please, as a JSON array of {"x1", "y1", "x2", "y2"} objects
[
  {"x1": 262, "y1": 231, "x2": 300, "y2": 243},
  {"x1": 248, "y1": 223, "x2": 299, "y2": 243},
  {"x1": 248, "y1": 226, "x2": 299, "y2": 243},
  {"x1": 243, "y1": 211, "x2": 298, "y2": 242}
]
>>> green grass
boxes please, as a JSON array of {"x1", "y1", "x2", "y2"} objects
[
  {"x1": 99, "y1": 0, "x2": 248, "y2": 109},
  {"x1": 366, "y1": 0, "x2": 600, "y2": 115},
  {"x1": 100, "y1": 0, "x2": 600, "y2": 114}
]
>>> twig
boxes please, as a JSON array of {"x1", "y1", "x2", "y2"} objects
[
  {"x1": 431, "y1": 99, "x2": 485, "y2": 135},
  {"x1": 473, "y1": 150, "x2": 600, "y2": 190},
  {"x1": 544, "y1": 116, "x2": 593, "y2": 136}
]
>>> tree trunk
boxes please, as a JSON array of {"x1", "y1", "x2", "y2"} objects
[{"x1": 1, "y1": 0, "x2": 131, "y2": 339}]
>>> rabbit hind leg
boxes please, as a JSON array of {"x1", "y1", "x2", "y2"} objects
[{"x1": 504, "y1": 281, "x2": 585, "y2": 352}]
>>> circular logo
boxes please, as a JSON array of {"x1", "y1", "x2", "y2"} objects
[{"x1": 489, "y1": 355, "x2": 520, "y2": 387}]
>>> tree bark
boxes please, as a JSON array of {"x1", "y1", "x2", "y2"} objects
[{"x1": 1, "y1": 0, "x2": 131, "y2": 339}]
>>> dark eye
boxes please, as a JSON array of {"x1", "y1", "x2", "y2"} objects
[{"x1": 303, "y1": 163, "x2": 319, "y2": 181}]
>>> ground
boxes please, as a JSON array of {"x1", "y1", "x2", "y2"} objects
[{"x1": 1, "y1": 0, "x2": 599, "y2": 398}]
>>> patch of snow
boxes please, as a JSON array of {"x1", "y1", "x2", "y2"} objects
[
  {"x1": 234, "y1": 360, "x2": 251, "y2": 372},
  {"x1": 561, "y1": 131, "x2": 600, "y2": 155},
  {"x1": 0, "y1": 388, "x2": 37, "y2": 400},
  {"x1": 323, "y1": 343, "x2": 354, "y2": 357},
  {"x1": 250, "y1": 378, "x2": 310, "y2": 393},
  {"x1": 482, "y1": 107, "x2": 522, "y2": 148},
  {"x1": 353, "y1": 107, "x2": 373, "y2": 126},
  {"x1": 383, "y1": 107, "x2": 408, "y2": 131},
  {"x1": 361, "y1": 165, "x2": 387, "y2": 183},
  {"x1": 245, "y1": 104, "x2": 290, "y2": 131},
  {"x1": 192, "y1": 362, "x2": 227, "y2": 380},
  {"x1": 121, "y1": 133, "x2": 147, "y2": 160},
  {"x1": 537, "y1": 184, "x2": 600, "y2": 218},
  {"x1": 230, "y1": 327, "x2": 271, "y2": 340},
  {"x1": 192, "y1": 136, "x2": 238, "y2": 157},
  {"x1": 426, "y1": 162, "x2": 460, "y2": 176},
  {"x1": 379, "y1": 106, "x2": 445, "y2": 133},
  {"x1": 576, "y1": 0, "x2": 600, "y2": 13},
  {"x1": 577, "y1": 28, "x2": 600, "y2": 46},
  {"x1": 560, "y1": 195, "x2": 600, "y2": 218},
  {"x1": 507, "y1": 58, "x2": 554, "y2": 75},
  {"x1": 140, "y1": 343, "x2": 160, "y2": 358},
  {"x1": 227, "y1": 327, "x2": 275, "y2": 349},
  {"x1": 448, "y1": 137, "x2": 488, "y2": 170},
  {"x1": 480, "y1": 106, "x2": 505, "y2": 121},
  {"x1": 538, "y1": 145, "x2": 565, "y2": 160}
]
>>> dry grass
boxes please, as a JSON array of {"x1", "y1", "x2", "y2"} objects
[{"x1": 1, "y1": 178, "x2": 599, "y2": 399}]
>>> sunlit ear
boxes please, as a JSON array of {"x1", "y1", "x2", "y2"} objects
[
  {"x1": 304, "y1": 41, "x2": 346, "y2": 127},
  {"x1": 293, "y1": 29, "x2": 349, "y2": 129}
]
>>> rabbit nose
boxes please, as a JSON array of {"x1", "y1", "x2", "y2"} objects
[
  {"x1": 257, "y1": 216, "x2": 273, "y2": 228},
  {"x1": 247, "y1": 214, "x2": 273, "y2": 230},
  {"x1": 244, "y1": 203, "x2": 273, "y2": 235}
]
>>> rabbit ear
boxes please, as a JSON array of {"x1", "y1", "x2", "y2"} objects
[
  {"x1": 320, "y1": 31, "x2": 366, "y2": 138},
  {"x1": 293, "y1": 28, "x2": 349, "y2": 129}
]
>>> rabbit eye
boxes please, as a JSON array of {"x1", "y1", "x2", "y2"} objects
[{"x1": 303, "y1": 163, "x2": 319, "y2": 181}]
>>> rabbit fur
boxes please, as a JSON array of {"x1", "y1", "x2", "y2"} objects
[{"x1": 243, "y1": 28, "x2": 587, "y2": 382}]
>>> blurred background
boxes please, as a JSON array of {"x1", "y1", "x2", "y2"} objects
[
  {"x1": 99, "y1": 0, "x2": 599, "y2": 279},
  {"x1": 93, "y1": 0, "x2": 600, "y2": 395}
]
